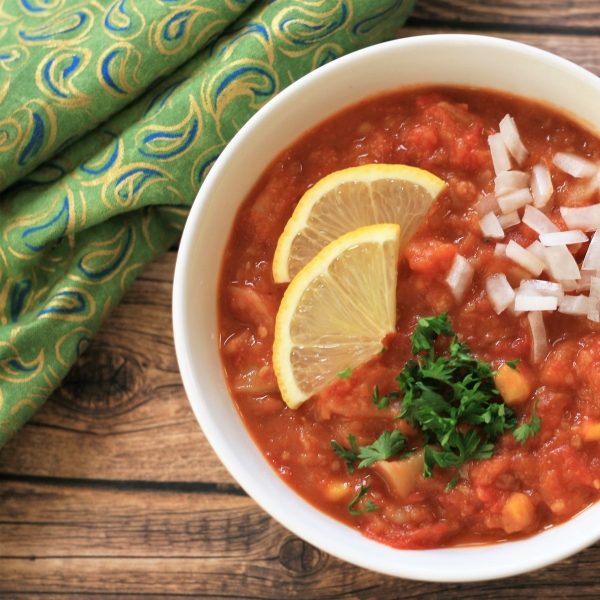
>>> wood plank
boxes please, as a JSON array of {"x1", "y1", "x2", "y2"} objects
[
  {"x1": 397, "y1": 29, "x2": 600, "y2": 78},
  {"x1": 0, "y1": 253, "x2": 234, "y2": 485},
  {"x1": 411, "y1": 0, "x2": 600, "y2": 29},
  {"x1": 2, "y1": 480, "x2": 600, "y2": 598}
]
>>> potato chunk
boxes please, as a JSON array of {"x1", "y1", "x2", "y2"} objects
[
  {"x1": 494, "y1": 363, "x2": 532, "y2": 406},
  {"x1": 373, "y1": 449, "x2": 424, "y2": 500},
  {"x1": 580, "y1": 420, "x2": 600, "y2": 442},
  {"x1": 502, "y1": 492, "x2": 536, "y2": 534}
]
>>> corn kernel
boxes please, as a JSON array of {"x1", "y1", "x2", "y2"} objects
[
  {"x1": 580, "y1": 421, "x2": 600, "y2": 442},
  {"x1": 502, "y1": 492, "x2": 536, "y2": 534},
  {"x1": 494, "y1": 363, "x2": 532, "y2": 406}
]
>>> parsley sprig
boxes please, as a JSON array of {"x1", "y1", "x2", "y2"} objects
[
  {"x1": 398, "y1": 313, "x2": 519, "y2": 477},
  {"x1": 513, "y1": 399, "x2": 541, "y2": 444},
  {"x1": 331, "y1": 429, "x2": 407, "y2": 473}
]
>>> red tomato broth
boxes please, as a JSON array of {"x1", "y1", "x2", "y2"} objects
[{"x1": 218, "y1": 86, "x2": 600, "y2": 549}]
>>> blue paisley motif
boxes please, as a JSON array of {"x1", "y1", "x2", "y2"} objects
[
  {"x1": 10, "y1": 279, "x2": 33, "y2": 323},
  {"x1": 280, "y1": 3, "x2": 348, "y2": 45},
  {"x1": 138, "y1": 119, "x2": 198, "y2": 160},
  {"x1": 8, "y1": 359, "x2": 38, "y2": 372},
  {"x1": 214, "y1": 66, "x2": 276, "y2": 109},
  {"x1": 78, "y1": 227, "x2": 133, "y2": 279},
  {"x1": 115, "y1": 168, "x2": 165, "y2": 203},
  {"x1": 162, "y1": 10, "x2": 193, "y2": 42},
  {"x1": 22, "y1": 197, "x2": 69, "y2": 252},
  {"x1": 43, "y1": 55, "x2": 80, "y2": 99},
  {"x1": 101, "y1": 49, "x2": 127, "y2": 94},
  {"x1": 18, "y1": 11, "x2": 88, "y2": 41},
  {"x1": 18, "y1": 113, "x2": 45, "y2": 167},
  {"x1": 215, "y1": 22, "x2": 269, "y2": 57},
  {"x1": 38, "y1": 290, "x2": 86, "y2": 316},
  {"x1": 105, "y1": 0, "x2": 132, "y2": 32}
]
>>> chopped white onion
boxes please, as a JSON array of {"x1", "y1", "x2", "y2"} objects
[
  {"x1": 589, "y1": 276, "x2": 600, "y2": 322},
  {"x1": 530, "y1": 164, "x2": 554, "y2": 208},
  {"x1": 497, "y1": 211, "x2": 520, "y2": 229},
  {"x1": 488, "y1": 133, "x2": 512, "y2": 175},
  {"x1": 575, "y1": 270, "x2": 597, "y2": 292},
  {"x1": 522, "y1": 205, "x2": 559, "y2": 235},
  {"x1": 514, "y1": 293, "x2": 558, "y2": 312},
  {"x1": 485, "y1": 274, "x2": 515, "y2": 314},
  {"x1": 519, "y1": 279, "x2": 564, "y2": 300},
  {"x1": 544, "y1": 244, "x2": 581, "y2": 281},
  {"x1": 528, "y1": 311, "x2": 548, "y2": 363},
  {"x1": 506, "y1": 240, "x2": 546, "y2": 276},
  {"x1": 560, "y1": 205, "x2": 600, "y2": 231},
  {"x1": 553, "y1": 152, "x2": 598, "y2": 178},
  {"x1": 495, "y1": 170, "x2": 529, "y2": 196},
  {"x1": 560, "y1": 279, "x2": 579, "y2": 292},
  {"x1": 445, "y1": 254, "x2": 474, "y2": 302},
  {"x1": 499, "y1": 115, "x2": 529, "y2": 165},
  {"x1": 494, "y1": 243, "x2": 507, "y2": 258},
  {"x1": 582, "y1": 230, "x2": 600, "y2": 271},
  {"x1": 498, "y1": 188, "x2": 533, "y2": 214},
  {"x1": 479, "y1": 212, "x2": 505, "y2": 239},
  {"x1": 558, "y1": 295, "x2": 590, "y2": 316},
  {"x1": 526, "y1": 241, "x2": 549, "y2": 269},
  {"x1": 474, "y1": 193, "x2": 500, "y2": 216},
  {"x1": 539, "y1": 229, "x2": 588, "y2": 246}
]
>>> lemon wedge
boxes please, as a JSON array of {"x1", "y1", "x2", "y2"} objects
[
  {"x1": 273, "y1": 224, "x2": 400, "y2": 409},
  {"x1": 273, "y1": 164, "x2": 445, "y2": 283}
]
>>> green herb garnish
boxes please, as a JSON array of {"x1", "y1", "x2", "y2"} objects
[
  {"x1": 505, "y1": 359, "x2": 521, "y2": 370},
  {"x1": 398, "y1": 313, "x2": 519, "y2": 478},
  {"x1": 370, "y1": 385, "x2": 399, "y2": 410},
  {"x1": 513, "y1": 399, "x2": 541, "y2": 444},
  {"x1": 332, "y1": 429, "x2": 407, "y2": 473},
  {"x1": 348, "y1": 485, "x2": 379, "y2": 515},
  {"x1": 337, "y1": 367, "x2": 352, "y2": 379}
]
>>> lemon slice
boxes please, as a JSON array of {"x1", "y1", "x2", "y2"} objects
[
  {"x1": 273, "y1": 164, "x2": 445, "y2": 283},
  {"x1": 273, "y1": 224, "x2": 400, "y2": 409}
]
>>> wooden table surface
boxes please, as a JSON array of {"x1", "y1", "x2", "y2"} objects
[{"x1": 3, "y1": 1, "x2": 600, "y2": 598}]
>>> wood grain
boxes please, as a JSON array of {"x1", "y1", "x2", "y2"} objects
[{"x1": 410, "y1": 0, "x2": 600, "y2": 29}]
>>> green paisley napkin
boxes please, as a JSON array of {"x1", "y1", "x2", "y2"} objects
[{"x1": 0, "y1": 0, "x2": 415, "y2": 447}]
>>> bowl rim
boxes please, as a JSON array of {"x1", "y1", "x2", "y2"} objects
[{"x1": 173, "y1": 33, "x2": 600, "y2": 582}]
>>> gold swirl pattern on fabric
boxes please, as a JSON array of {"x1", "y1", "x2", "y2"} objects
[
  {"x1": 103, "y1": 0, "x2": 146, "y2": 42},
  {"x1": 35, "y1": 48, "x2": 92, "y2": 108},
  {"x1": 0, "y1": 0, "x2": 416, "y2": 449},
  {"x1": 97, "y1": 42, "x2": 143, "y2": 97}
]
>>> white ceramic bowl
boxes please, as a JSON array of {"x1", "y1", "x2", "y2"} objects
[{"x1": 173, "y1": 34, "x2": 600, "y2": 582}]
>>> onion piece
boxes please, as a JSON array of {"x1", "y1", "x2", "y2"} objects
[
  {"x1": 506, "y1": 240, "x2": 546, "y2": 276},
  {"x1": 530, "y1": 164, "x2": 554, "y2": 208},
  {"x1": 582, "y1": 229, "x2": 600, "y2": 271},
  {"x1": 589, "y1": 276, "x2": 600, "y2": 322},
  {"x1": 575, "y1": 270, "x2": 597, "y2": 292},
  {"x1": 445, "y1": 254, "x2": 474, "y2": 302},
  {"x1": 544, "y1": 244, "x2": 581, "y2": 281},
  {"x1": 479, "y1": 212, "x2": 505, "y2": 239},
  {"x1": 494, "y1": 243, "x2": 507, "y2": 258},
  {"x1": 539, "y1": 229, "x2": 588, "y2": 246},
  {"x1": 474, "y1": 193, "x2": 500, "y2": 216},
  {"x1": 519, "y1": 279, "x2": 564, "y2": 301},
  {"x1": 497, "y1": 211, "x2": 520, "y2": 229},
  {"x1": 528, "y1": 311, "x2": 548, "y2": 363},
  {"x1": 499, "y1": 115, "x2": 529, "y2": 165},
  {"x1": 497, "y1": 188, "x2": 533, "y2": 214},
  {"x1": 558, "y1": 295, "x2": 590, "y2": 316},
  {"x1": 553, "y1": 152, "x2": 598, "y2": 178},
  {"x1": 526, "y1": 241, "x2": 549, "y2": 269},
  {"x1": 495, "y1": 170, "x2": 529, "y2": 196},
  {"x1": 485, "y1": 274, "x2": 515, "y2": 314},
  {"x1": 488, "y1": 133, "x2": 512, "y2": 175},
  {"x1": 560, "y1": 205, "x2": 600, "y2": 231},
  {"x1": 514, "y1": 293, "x2": 558, "y2": 312},
  {"x1": 522, "y1": 205, "x2": 559, "y2": 235}
]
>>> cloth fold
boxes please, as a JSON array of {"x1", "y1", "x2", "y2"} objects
[{"x1": 0, "y1": 0, "x2": 415, "y2": 447}]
